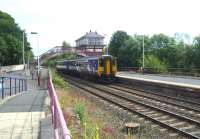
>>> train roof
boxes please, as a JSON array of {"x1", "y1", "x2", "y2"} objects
[{"x1": 57, "y1": 55, "x2": 115, "y2": 63}]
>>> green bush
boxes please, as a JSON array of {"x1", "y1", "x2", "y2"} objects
[
  {"x1": 52, "y1": 71, "x2": 68, "y2": 88},
  {"x1": 140, "y1": 55, "x2": 167, "y2": 73}
]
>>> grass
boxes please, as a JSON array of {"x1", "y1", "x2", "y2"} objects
[
  {"x1": 56, "y1": 85, "x2": 122, "y2": 139},
  {"x1": 52, "y1": 71, "x2": 137, "y2": 139},
  {"x1": 51, "y1": 70, "x2": 69, "y2": 89},
  {"x1": 74, "y1": 102, "x2": 86, "y2": 124},
  {"x1": 51, "y1": 71, "x2": 103, "y2": 138}
]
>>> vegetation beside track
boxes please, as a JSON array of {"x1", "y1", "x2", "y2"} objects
[{"x1": 52, "y1": 71, "x2": 128, "y2": 139}]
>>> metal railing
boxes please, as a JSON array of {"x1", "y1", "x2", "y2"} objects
[
  {"x1": 0, "y1": 76, "x2": 27, "y2": 99},
  {"x1": 48, "y1": 71, "x2": 71, "y2": 139}
]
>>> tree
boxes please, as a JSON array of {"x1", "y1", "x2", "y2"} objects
[
  {"x1": 193, "y1": 35, "x2": 200, "y2": 68},
  {"x1": 109, "y1": 31, "x2": 130, "y2": 57},
  {"x1": 118, "y1": 35, "x2": 147, "y2": 67},
  {"x1": 150, "y1": 34, "x2": 175, "y2": 48},
  {"x1": 0, "y1": 10, "x2": 33, "y2": 66},
  {"x1": 108, "y1": 30, "x2": 200, "y2": 72},
  {"x1": 141, "y1": 55, "x2": 167, "y2": 72},
  {"x1": 62, "y1": 41, "x2": 71, "y2": 48},
  {"x1": 184, "y1": 45, "x2": 196, "y2": 69},
  {"x1": 108, "y1": 31, "x2": 130, "y2": 67}
]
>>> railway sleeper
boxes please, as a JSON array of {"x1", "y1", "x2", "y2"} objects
[
  {"x1": 179, "y1": 125, "x2": 195, "y2": 131},
  {"x1": 150, "y1": 124, "x2": 159, "y2": 129},
  {"x1": 142, "y1": 111, "x2": 156, "y2": 115},
  {"x1": 145, "y1": 113, "x2": 162, "y2": 118},
  {"x1": 189, "y1": 130, "x2": 200, "y2": 136},
  {"x1": 154, "y1": 115, "x2": 169, "y2": 120},
  {"x1": 160, "y1": 118, "x2": 176, "y2": 124},
  {"x1": 188, "y1": 110, "x2": 195, "y2": 114},
  {"x1": 136, "y1": 109, "x2": 150, "y2": 113},
  {"x1": 134, "y1": 106, "x2": 145, "y2": 110},
  {"x1": 168, "y1": 133, "x2": 179, "y2": 139},
  {"x1": 169, "y1": 122, "x2": 187, "y2": 127},
  {"x1": 196, "y1": 114, "x2": 200, "y2": 118}
]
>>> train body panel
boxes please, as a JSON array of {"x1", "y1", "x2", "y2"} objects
[{"x1": 56, "y1": 55, "x2": 117, "y2": 81}]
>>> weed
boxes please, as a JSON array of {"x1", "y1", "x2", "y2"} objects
[
  {"x1": 52, "y1": 70, "x2": 68, "y2": 89},
  {"x1": 74, "y1": 102, "x2": 86, "y2": 124},
  {"x1": 84, "y1": 121, "x2": 101, "y2": 139},
  {"x1": 102, "y1": 125, "x2": 115, "y2": 139}
]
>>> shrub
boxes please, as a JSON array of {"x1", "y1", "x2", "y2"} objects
[
  {"x1": 140, "y1": 55, "x2": 167, "y2": 73},
  {"x1": 52, "y1": 71, "x2": 68, "y2": 88},
  {"x1": 74, "y1": 102, "x2": 86, "y2": 124}
]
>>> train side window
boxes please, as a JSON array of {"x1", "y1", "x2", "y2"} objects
[{"x1": 99, "y1": 59, "x2": 103, "y2": 67}]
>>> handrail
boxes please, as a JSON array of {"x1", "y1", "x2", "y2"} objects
[
  {"x1": 48, "y1": 71, "x2": 71, "y2": 139},
  {"x1": 0, "y1": 76, "x2": 27, "y2": 99}
]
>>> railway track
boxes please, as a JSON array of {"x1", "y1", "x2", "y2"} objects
[
  {"x1": 115, "y1": 83, "x2": 200, "y2": 107},
  {"x1": 62, "y1": 74, "x2": 200, "y2": 139},
  {"x1": 106, "y1": 84, "x2": 200, "y2": 121}
]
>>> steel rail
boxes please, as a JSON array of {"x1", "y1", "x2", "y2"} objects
[
  {"x1": 117, "y1": 83, "x2": 200, "y2": 106},
  {"x1": 63, "y1": 75, "x2": 200, "y2": 139},
  {"x1": 106, "y1": 84, "x2": 200, "y2": 114}
]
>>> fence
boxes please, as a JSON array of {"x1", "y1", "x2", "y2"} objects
[
  {"x1": 48, "y1": 71, "x2": 71, "y2": 139},
  {"x1": 0, "y1": 76, "x2": 27, "y2": 99}
]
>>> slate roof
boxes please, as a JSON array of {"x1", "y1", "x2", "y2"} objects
[{"x1": 76, "y1": 31, "x2": 104, "y2": 42}]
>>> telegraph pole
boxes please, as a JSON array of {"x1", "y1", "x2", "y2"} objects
[
  {"x1": 22, "y1": 31, "x2": 25, "y2": 69},
  {"x1": 142, "y1": 35, "x2": 145, "y2": 69}
]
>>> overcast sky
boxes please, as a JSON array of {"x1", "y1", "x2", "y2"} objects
[{"x1": 0, "y1": 0, "x2": 200, "y2": 55}]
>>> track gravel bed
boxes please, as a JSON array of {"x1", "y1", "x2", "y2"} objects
[{"x1": 62, "y1": 74, "x2": 200, "y2": 139}]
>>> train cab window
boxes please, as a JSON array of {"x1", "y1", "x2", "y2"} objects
[{"x1": 99, "y1": 59, "x2": 103, "y2": 67}]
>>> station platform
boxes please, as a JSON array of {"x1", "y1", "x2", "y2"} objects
[
  {"x1": 117, "y1": 72, "x2": 200, "y2": 89},
  {"x1": 0, "y1": 71, "x2": 53, "y2": 139}
]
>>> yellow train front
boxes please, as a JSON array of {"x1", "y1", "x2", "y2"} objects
[{"x1": 97, "y1": 55, "x2": 117, "y2": 81}]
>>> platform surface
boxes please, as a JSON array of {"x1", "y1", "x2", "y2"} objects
[
  {"x1": 117, "y1": 72, "x2": 200, "y2": 89},
  {"x1": 0, "y1": 70, "x2": 53, "y2": 139}
]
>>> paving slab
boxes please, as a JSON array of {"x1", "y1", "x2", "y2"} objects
[{"x1": 0, "y1": 71, "x2": 53, "y2": 139}]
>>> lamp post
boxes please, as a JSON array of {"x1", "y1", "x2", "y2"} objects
[
  {"x1": 103, "y1": 34, "x2": 108, "y2": 55},
  {"x1": 30, "y1": 32, "x2": 40, "y2": 86},
  {"x1": 22, "y1": 30, "x2": 25, "y2": 69},
  {"x1": 142, "y1": 35, "x2": 144, "y2": 69}
]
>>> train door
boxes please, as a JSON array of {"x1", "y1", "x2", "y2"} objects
[
  {"x1": 98, "y1": 58, "x2": 104, "y2": 77},
  {"x1": 104, "y1": 57, "x2": 111, "y2": 76},
  {"x1": 111, "y1": 57, "x2": 117, "y2": 76}
]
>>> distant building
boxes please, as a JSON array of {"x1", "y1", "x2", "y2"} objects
[
  {"x1": 40, "y1": 31, "x2": 106, "y2": 62},
  {"x1": 75, "y1": 30, "x2": 105, "y2": 56}
]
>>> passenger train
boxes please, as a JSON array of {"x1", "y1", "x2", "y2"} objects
[{"x1": 56, "y1": 55, "x2": 117, "y2": 81}]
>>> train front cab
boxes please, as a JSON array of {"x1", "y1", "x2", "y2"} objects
[{"x1": 98, "y1": 55, "x2": 117, "y2": 81}]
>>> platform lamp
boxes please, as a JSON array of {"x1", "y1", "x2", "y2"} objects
[
  {"x1": 30, "y1": 32, "x2": 40, "y2": 86},
  {"x1": 142, "y1": 35, "x2": 145, "y2": 70},
  {"x1": 22, "y1": 30, "x2": 25, "y2": 70}
]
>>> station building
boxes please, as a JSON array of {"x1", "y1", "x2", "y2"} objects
[{"x1": 75, "y1": 30, "x2": 105, "y2": 56}]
